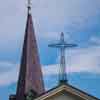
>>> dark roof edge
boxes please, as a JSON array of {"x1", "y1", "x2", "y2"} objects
[{"x1": 36, "y1": 83, "x2": 100, "y2": 100}]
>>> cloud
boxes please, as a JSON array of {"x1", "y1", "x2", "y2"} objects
[
  {"x1": 43, "y1": 46, "x2": 100, "y2": 75},
  {"x1": 1, "y1": 0, "x2": 100, "y2": 86},
  {"x1": 0, "y1": 62, "x2": 19, "y2": 86},
  {"x1": 89, "y1": 36, "x2": 100, "y2": 45},
  {"x1": 31, "y1": 0, "x2": 100, "y2": 33},
  {"x1": 1, "y1": 45, "x2": 100, "y2": 86},
  {"x1": 0, "y1": 0, "x2": 100, "y2": 47}
]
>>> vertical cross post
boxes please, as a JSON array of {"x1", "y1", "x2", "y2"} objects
[{"x1": 48, "y1": 32, "x2": 77, "y2": 84}]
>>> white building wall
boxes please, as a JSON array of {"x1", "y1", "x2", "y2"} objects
[{"x1": 46, "y1": 92, "x2": 82, "y2": 100}]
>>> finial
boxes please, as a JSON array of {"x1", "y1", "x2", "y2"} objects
[{"x1": 27, "y1": 0, "x2": 32, "y2": 13}]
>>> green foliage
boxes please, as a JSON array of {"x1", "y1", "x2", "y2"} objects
[{"x1": 26, "y1": 90, "x2": 34, "y2": 100}]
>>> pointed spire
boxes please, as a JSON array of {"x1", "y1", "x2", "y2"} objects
[{"x1": 16, "y1": 1, "x2": 45, "y2": 100}]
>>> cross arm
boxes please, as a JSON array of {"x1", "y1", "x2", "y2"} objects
[
  {"x1": 48, "y1": 43, "x2": 63, "y2": 48},
  {"x1": 48, "y1": 43, "x2": 77, "y2": 48},
  {"x1": 63, "y1": 43, "x2": 77, "y2": 48}
]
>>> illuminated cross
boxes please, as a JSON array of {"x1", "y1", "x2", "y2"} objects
[{"x1": 48, "y1": 32, "x2": 77, "y2": 84}]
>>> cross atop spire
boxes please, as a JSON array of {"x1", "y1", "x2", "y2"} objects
[
  {"x1": 16, "y1": 2, "x2": 45, "y2": 100},
  {"x1": 27, "y1": 0, "x2": 32, "y2": 13},
  {"x1": 48, "y1": 32, "x2": 77, "y2": 84}
]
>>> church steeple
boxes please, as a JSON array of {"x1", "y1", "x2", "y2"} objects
[{"x1": 16, "y1": 1, "x2": 45, "y2": 100}]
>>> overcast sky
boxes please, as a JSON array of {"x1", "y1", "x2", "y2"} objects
[{"x1": 0, "y1": 0, "x2": 100, "y2": 100}]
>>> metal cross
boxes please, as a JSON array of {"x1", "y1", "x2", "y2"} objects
[
  {"x1": 48, "y1": 32, "x2": 77, "y2": 83},
  {"x1": 27, "y1": 0, "x2": 32, "y2": 11}
]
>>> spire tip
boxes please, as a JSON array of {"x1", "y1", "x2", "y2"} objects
[{"x1": 27, "y1": 0, "x2": 32, "y2": 13}]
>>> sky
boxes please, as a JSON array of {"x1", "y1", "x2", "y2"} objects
[{"x1": 0, "y1": 0, "x2": 100, "y2": 100}]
